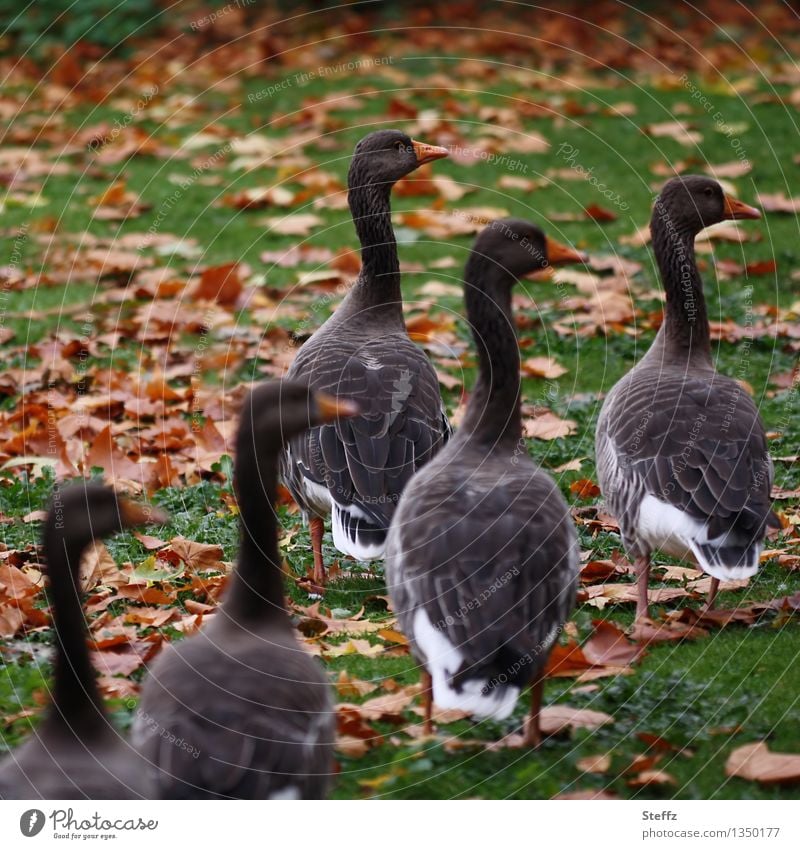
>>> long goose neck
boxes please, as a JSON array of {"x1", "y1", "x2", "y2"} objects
[
  {"x1": 650, "y1": 203, "x2": 712, "y2": 365},
  {"x1": 461, "y1": 254, "x2": 522, "y2": 445},
  {"x1": 346, "y1": 172, "x2": 402, "y2": 313},
  {"x1": 44, "y1": 524, "x2": 106, "y2": 737},
  {"x1": 226, "y1": 446, "x2": 288, "y2": 625}
]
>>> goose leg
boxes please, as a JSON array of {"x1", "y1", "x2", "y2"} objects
[
  {"x1": 310, "y1": 517, "x2": 326, "y2": 584},
  {"x1": 524, "y1": 678, "x2": 543, "y2": 748},
  {"x1": 634, "y1": 553, "x2": 651, "y2": 621},
  {"x1": 421, "y1": 669, "x2": 433, "y2": 735},
  {"x1": 705, "y1": 577, "x2": 720, "y2": 611}
]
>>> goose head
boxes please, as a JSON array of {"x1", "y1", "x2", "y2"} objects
[
  {"x1": 237, "y1": 380, "x2": 360, "y2": 451},
  {"x1": 653, "y1": 175, "x2": 761, "y2": 235},
  {"x1": 349, "y1": 129, "x2": 448, "y2": 188},
  {"x1": 46, "y1": 482, "x2": 168, "y2": 549},
  {"x1": 471, "y1": 217, "x2": 587, "y2": 280}
]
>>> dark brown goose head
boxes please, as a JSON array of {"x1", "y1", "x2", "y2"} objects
[
  {"x1": 229, "y1": 380, "x2": 359, "y2": 622},
  {"x1": 653, "y1": 175, "x2": 761, "y2": 236},
  {"x1": 349, "y1": 129, "x2": 448, "y2": 189},
  {"x1": 43, "y1": 483, "x2": 168, "y2": 734},
  {"x1": 462, "y1": 219, "x2": 585, "y2": 445},
  {"x1": 469, "y1": 217, "x2": 587, "y2": 282}
]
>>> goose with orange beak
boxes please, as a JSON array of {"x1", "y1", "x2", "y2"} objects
[
  {"x1": 596, "y1": 176, "x2": 777, "y2": 622},
  {"x1": 386, "y1": 219, "x2": 586, "y2": 746},
  {"x1": 281, "y1": 130, "x2": 452, "y2": 584}
]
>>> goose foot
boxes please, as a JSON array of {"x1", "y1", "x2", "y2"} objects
[
  {"x1": 422, "y1": 669, "x2": 433, "y2": 735},
  {"x1": 704, "y1": 576, "x2": 720, "y2": 612},
  {"x1": 634, "y1": 554, "x2": 651, "y2": 621},
  {"x1": 523, "y1": 678, "x2": 543, "y2": 748},
  {"x1": 310, "y1": 517, "x2": 326, "y2": 585}
]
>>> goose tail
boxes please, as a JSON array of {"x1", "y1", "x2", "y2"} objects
[
  {"x1": 331, "y1": 504, "x2": 387, "y2": 561},
  {"x1": 690, "y1": 539, "x2": 761, "y2": 581}
]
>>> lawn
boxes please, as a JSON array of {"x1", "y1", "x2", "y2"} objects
[{"x1": 0, "y1": 7, "x2": 799, "y2": 800}]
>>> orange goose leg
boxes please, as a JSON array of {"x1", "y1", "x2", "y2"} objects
[
  {"x1": 422, "y1": 669, "x2": 433, "y2": 735},
  {"x1": 310, "y1": 517, "x2": 326, "y2": 585},
  {"x1": 634, "y1": 554, "x2": 651, "y2": 621},
  {"x1": 524, "y1": 678, "x2": 544, "y2": 748}
]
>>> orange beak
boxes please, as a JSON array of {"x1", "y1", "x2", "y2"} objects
[
  {"x1": 119, "y1": 498, "x2": 170, "y2": 527},
  {"x1": 545, "y1": 236, "x2": 588, "y2": 266},
  {"x1": 411, "y1": 139, "x2": 449, "y2": 166},
  {"x1": 723, "y1": 195, "x2": 761, "y2": 220},
  {"x1": 316, "y1": 392, "x2": 361, "y2": 422}
]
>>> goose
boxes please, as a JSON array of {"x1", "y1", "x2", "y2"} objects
[
  {"x1": 282, "y1": 129, "x2": 451, "y2": 583},
  {"x1": 0, "y1": 482, "x2": 167, "y2": 799},
  {"x1": 596, "y1": 176, "x2": 778, "y2": 620},
  {"x1": 133, "y1": 380, "x2": 357, "y2": 798},
  {"x1": 385, "y1": 218, "x2": 584, "y2": 745}
]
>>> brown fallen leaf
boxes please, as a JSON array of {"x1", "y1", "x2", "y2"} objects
[
  {"x1": 576, "y1": 753, "x2": 612, "y2": 774},
  {"x1": 336, "y1": 735, "x2": 371, "y2": 758},
  {"x1": 756, "y1": 192, "x2": 800, "y2": 214},
  {"x1": 168, "y1": 537, "x2": 225, "y2": 572},
  {"x1": 523, "y1": 411, "x2": 577, "y2": 440},
  {"x1": 522, "y1": 356, "x2": 567, "y2": 379},
  {"x1": 583, "y1": 620, "x2": 643, "y2": 666},
  {"x1": 630, "y1": 617, "x2": 709, "y2": 644},
  {"x1": 194, "y1": 262, "x2": 243, "y2": 307},
  {"x1": 570, "y1": 478, "x2": 600, "y2": 500},
  {"x1": 336, "y1": 670, "x2": 379, "y2": 699},
  {"x1": 628, "y1": 769, "x2": 676, "y2": 787},
  {"x1": 80, "y1": 542, "x2": 128, "y2": 591},
  {"x1": 585, "y1": 203, "x2": 617, "y2": 222},
  {"x1": 725, "y1": 742, "x2": 800, "y2": 784}
]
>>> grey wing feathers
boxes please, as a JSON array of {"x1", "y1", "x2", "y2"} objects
[
  {"x1": 599, "y1": 369, "x2": 777, "y2": 541},
  {"x1": 136, "y1": 643, "x2": 334, "y2": 800},
  {"x1": 285, "y1": 333, "x2": 448, "y2": 525},
  {"x1": 388, "y1": 465, "x2": 578, "y2": 686}
]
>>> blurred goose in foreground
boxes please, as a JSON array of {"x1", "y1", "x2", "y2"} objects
[
  {"x1": 0, "y1": 483, "x2": 166, "y2": 799},
  {"x1": 282, "y1": 129, "x2": 450, "y2": 583},
  {"x1": 386, "y1": 219, "x2": 584, "y2": 745},
  {"x1": 596, "y1": 176, "x2": 778, "y2": 620},
  {"x1": 134, "y1": 381, "x2": 357, "y2": 798}
]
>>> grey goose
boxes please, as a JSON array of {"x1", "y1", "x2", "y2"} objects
[
  {"x1": 385, "y1": 219, "x2": 584, "y2": 745},
  {"x1": 133, "y1": 381, "x2": 357, "y2": 798},
  {"x1": 595, "y1": 175, "x2": 778, "y2": 620},
  {"x1": 281, "y1": 129, "x2": 450, "y2": 583},
  {"x1": 0, "y1": 483, "x2": 166, "y2": 799}
]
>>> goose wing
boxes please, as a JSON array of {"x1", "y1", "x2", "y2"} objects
[
  {"x1": 285, "y1": 334, "x2": 449, "y2": 527},
  {"x1": 387, "y1": 463, "x2": 578, "y2": 688},
  {"x1": 600, "y1": 369, "x2": 777, "y2": 540}
]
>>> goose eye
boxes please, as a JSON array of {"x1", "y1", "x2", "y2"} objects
[{"x1": 704, "y1": 187, "x2": 713, "y2": 197}]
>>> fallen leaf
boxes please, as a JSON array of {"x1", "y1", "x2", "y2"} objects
[{"x1": 725, "y1": 742, "x2": 800, "y2": 784}]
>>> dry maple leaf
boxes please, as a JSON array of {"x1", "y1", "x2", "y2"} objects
[
  {"x1": 194, "y1": 262, "x2": 243, "y2": 307},
  {"x1": 569, "y1": 478, "x2": 600, "y2": 500},
  {"x1": 582, "y1": 620, "x2": 643, "y2": 666},
  {"x1": 261, "y1": 213, "x2": 324, "y2": 236},
  {"x1": 628, "y1": 769, "x2": 676, "y2": 787},
  {"x1": 522, "y1": 356, "x2": 567, "y2": 379},
  {"x1": 80, "y1": 542, "x2": 128, "y2": 592},
  {"x1": 523, "y1": 411, "x2": 576, "y2": 440},
  {"x1": 725, "y1": 742, "x2": 800, "y2": 784},
  {"x1": 576, "y1": 753, "x2": 612, "y2": 774},
  {"x1": 756, "y1": 192, "x2": 800, "y2": 214},
  {"x1": 168, "y1": 537, "x2": 225, "y2": 572}
]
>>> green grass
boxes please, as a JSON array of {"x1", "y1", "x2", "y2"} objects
[{"x1": 1, "y1": 57, "x2": 799, "y2": 799}]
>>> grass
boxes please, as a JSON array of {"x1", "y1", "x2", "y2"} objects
[{"x1": 1, "y1": 55, "x2": 799, "y2": 799}]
